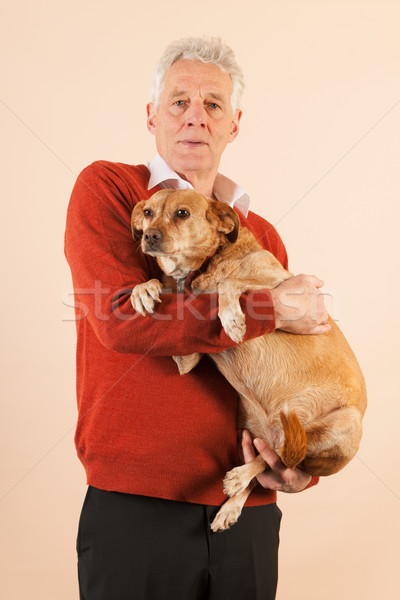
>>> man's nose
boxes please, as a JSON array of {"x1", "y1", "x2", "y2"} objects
[{"x1": 185, "y1": 102, "x2": 206, "y2": 127}]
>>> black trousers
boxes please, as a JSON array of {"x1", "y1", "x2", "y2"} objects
[{"x1": 77, "y1": 486, "x2": 282, "y2": 600}]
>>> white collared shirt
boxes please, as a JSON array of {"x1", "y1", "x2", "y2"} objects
[{"x1": 146, "y1": 153, "x2": 250, "y2": 217}]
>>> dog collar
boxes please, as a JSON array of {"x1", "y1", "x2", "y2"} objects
[
  {"x1": 176, "y1": 277, "x2": 187, "y2": 293},
  {"x1": 176, "y1": 251, "x2": 218, "y2": 294}
]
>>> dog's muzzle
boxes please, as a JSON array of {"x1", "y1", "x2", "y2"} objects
[{"x1": 143, "y1": 228, "x2": 164, "y2": 251}]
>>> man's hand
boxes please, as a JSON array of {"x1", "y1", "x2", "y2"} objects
[
  {"x1": 241, "y1": 429, "x2": 312, "y2": 493},
  {"x1": 269, "y1": 274, "x2": 330, "y2": 335}
]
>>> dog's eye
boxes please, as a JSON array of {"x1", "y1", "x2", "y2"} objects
[
  {"x1": 175, "y1": 209, "x2": 190, "y2": 219},
  {"x1": 143, "y1": 209, "x2": 153, "y2": 218}
]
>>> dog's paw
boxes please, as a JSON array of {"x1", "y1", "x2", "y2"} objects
[
  {"x1": 191, "y1": 273, "x2": 217, "y2": 294},
  {"x1": 223, "y1": 466, "x2": 250, "y2": 497},
  {"x1": 131, "y1": 279, "x2": 162, "y2": 316},
  {"x1": 219, "y1": 306, "x2": 246, "y2": 343},
  {"x1": 210, "y1": 501, "x2": 242, "y2": 532}
]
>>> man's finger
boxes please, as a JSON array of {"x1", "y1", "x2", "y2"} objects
[
  {"x1": 309, "y1": 323, "x2": 331, "y2": 335},
  {"x1": 299, "y1": 274, "x2": 325, "y2": 289},
  {"x1": 241, "y1": 429, "x2": 256, "y2": 463},
  {"x1": 313, "y1": 276, "x2": 325, "y2": 288},
  {"x1": 253, "y1": 438, "x2": 284, "y2": 470}
]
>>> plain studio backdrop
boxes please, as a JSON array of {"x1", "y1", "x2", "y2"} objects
[{"x1": 1, "y1": 1, "x2": 399, "y2": 598}]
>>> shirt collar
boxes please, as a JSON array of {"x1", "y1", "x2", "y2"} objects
[{"x1": 146, "y1": 153, "x2": 250, "y2": 217}]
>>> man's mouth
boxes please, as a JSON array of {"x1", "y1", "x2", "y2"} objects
[{"x1": 180, "y1": 140, "x2": 207, "y2": 148}]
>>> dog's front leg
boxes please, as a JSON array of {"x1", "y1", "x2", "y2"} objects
[
  {"x1": 131, "y1": 279, "x2": 163, "y2": 316},
  {"x1": 217, "y1": 280, "x2": 246, "y2": 343}
]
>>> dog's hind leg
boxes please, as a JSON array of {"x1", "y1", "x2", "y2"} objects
[
  {"x1": 222, "y1": 454, "x2": 266, "y2": 497},
  {"x1": 302, "y1": 406, "x2": 364, "y2": 476},
  {"x1": 172, "y1": 353, "x2": 203, "y2": 374},
  {"x1": 210, "y1": 478, "x2": 258, "y2": 532}
]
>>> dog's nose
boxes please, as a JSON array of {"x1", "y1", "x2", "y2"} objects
[{"x1": 144, "y1": 229, "x2": 163, "y2": 245}]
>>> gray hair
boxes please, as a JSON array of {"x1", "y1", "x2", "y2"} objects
[{"x1": 149, "y1": 36, "x2": 245, "y2": 113}]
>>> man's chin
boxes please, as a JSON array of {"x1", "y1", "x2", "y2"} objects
[{"x1": 171, "y1": 153, "x2": 211, "y2": 174}]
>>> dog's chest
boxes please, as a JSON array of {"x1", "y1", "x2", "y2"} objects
[{"x1": 157, "y1": 256, "x2": 188, "y2": 279}]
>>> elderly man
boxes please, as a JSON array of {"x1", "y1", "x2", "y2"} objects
[{"x1": 65, "y1": 36, "x2": 328, "y2": 600}]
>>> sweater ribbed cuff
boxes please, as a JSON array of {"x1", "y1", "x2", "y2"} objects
[{"x1": 239, "y1": 289, "x2": 276, "y2": 337}]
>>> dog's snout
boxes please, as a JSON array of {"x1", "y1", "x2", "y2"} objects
[{"x1": 144, "y1": 228, "x2": 163, "y2": 245}]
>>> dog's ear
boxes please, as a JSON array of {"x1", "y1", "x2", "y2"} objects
[
  {"x1": 131, "y1": 200, "x2": 147, "y2": 241},
  {"x1": 207, "y1": 200, "x2": 240, "y2": 243}
]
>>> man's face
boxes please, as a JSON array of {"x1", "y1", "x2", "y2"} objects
[{"x1": 147, "y1": 59, "x2": 242, "y2": 182}]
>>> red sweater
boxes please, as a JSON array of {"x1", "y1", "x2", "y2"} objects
[{"x1": 64, "y1": 160, "x2": 318, "y2": 505}]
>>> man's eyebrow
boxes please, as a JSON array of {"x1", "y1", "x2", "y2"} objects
[
  {"x1": 207, "y1": 93, "x2": 225, "y2": 104},
  {"x1": 168, "y1": 89, "x2": 187, "y2": 100},
  {"x1": 167, "y1": 89, "x2": 226, "y2": 104}
]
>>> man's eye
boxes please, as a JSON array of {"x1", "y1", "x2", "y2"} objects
[
  {"x1": 143, "y1": 209, "x2": 153, "y2": 218},
  {"x1": 175, "y1": 209, "x2": 190, "y2": 219},
  {"x1": 209, "y1": 102, "x2": 220, "y2": 110},
  {"x1": 174, "y1": 100, "x2": 185, "y2": 107}
]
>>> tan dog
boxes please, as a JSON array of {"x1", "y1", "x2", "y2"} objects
[{"x1": 130, "y1": 189, "x2": 367, "y2": 531}]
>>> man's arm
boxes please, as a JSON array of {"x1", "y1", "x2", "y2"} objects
[{"x1": 64, "y1": 162, "x2": 279, "y2": 357}]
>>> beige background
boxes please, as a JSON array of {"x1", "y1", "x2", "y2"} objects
[{"x1": 1, "y1": 1, "x2": 399, "y2": 598}]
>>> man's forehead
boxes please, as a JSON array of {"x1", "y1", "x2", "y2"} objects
[{"x1": 163, "y1": 60, "x2": 231, "y2": 97}]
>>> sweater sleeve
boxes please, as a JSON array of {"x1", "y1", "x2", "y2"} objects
[{"x1": 64, "y1": 161, "x2": 280, "y2": 357}]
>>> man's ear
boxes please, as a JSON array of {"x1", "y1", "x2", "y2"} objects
[
  {"x1": 147, "y1": 103, "x2": 157, "y2": 135},
  {"x1": 131, "y1": 200, "x2": 147, "y2": 241},
  {"x1": 228, "y1": 109, "x2": 242, "y2": 143},
  {"x1": 206, "y1": 200, "x2": 240, "y2": 243}
]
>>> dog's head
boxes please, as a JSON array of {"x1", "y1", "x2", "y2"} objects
[{"x1": 131, "y1": 189, "x2": 240, "y2": 274}]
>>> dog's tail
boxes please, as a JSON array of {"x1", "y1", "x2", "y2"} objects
[{"x1": 280, "y1": 411, "x2": 308, "y2": 470}]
